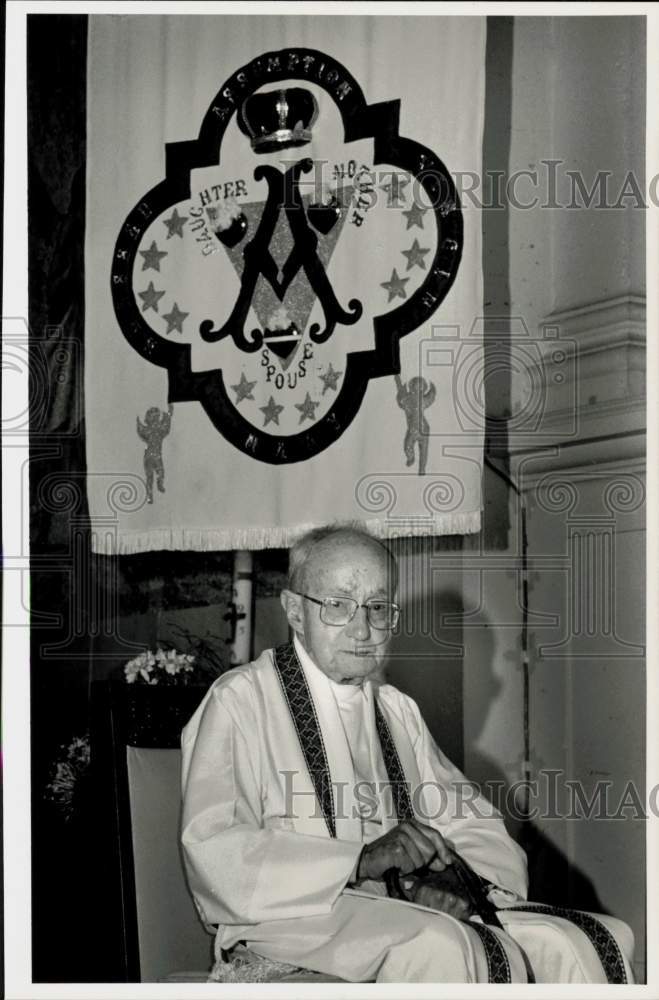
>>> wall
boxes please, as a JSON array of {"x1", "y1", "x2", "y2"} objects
[{"x1": 463, "y1": 15, "x2": 646, "y2": 981}]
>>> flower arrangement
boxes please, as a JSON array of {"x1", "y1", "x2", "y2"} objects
[
  {"x1": 44, "y1": 625, "x2": 228, "y2": 819},
  {"x1": 124, "y1": 647, "x2": 196, "y2": 685},
  {"x1": 123, "y1": 624, "x2": 228, "y2": 687},
  {"x1": 44, "y1": 734, "x2": 91, "y2": 822}
]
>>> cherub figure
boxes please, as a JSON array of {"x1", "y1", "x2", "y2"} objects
[
  {"x1": 394, "y1": 374, "x2": 436, "y2": 476},
  {"x1": 137, "y1": 403, "x2": 174, "y2": 503}
]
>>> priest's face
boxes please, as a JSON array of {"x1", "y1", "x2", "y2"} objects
[{"x1": 293, "y1": 534, "x2": 397, "y2": 685}]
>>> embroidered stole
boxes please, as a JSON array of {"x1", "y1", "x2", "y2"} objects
[
  {"x1": 272, "y1": 642, "x2": 627, "y2": 985},
  {"x1": 274, "y1": 642, "x2": 413, "y2": 839}
]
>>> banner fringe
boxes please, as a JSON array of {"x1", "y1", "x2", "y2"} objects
[{"x1": 91, "y1": 511, "x2": 482, "y2": 555}]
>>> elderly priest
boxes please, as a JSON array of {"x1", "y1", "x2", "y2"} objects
[{"x1": 181, "y1": 526, "x2": 634, "y2": 983}]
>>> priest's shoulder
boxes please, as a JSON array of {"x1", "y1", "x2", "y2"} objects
[
  {"x1": 206, "y1": 647, "x2": 276, "y2": 699},
  {"x1": 376, "y1": 680, "x2": 425, "y2": 730},
  {"x1": 183, "y1": 648, "x2": 275, "y2": 737}
]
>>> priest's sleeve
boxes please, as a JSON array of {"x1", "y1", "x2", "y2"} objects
[
  {"x1": 180, "y1": 682, "x2": 363, "y2": 929},
  {"x1": 403, "y1": 697, "x2": 529, "y2": 901}
]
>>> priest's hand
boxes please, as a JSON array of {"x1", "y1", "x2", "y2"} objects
[
  {"x1": 356, "y1": 819, "x2": 453, "y2": 880},
  {"x1": 403, "y1": 876, "x2": 474, "y2": 920}
]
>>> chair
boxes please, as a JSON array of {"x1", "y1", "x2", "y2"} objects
[
  {"x1": 89, "y1": 680, "x2": 214, "y2": 982},
  {"x1": 89, "y1": 680, "x2": 344, "y2": 984}
]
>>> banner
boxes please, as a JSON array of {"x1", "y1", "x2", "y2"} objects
[{"x1": 86, "y1": 15, "x2": 486, "y2": 552}]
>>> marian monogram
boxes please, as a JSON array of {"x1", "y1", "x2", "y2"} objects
[{"x1": 111, "y1": 48, "x2": 463, "y2": 463}]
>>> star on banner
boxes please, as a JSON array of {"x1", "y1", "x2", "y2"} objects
[
  {"x1": 380, "y1": 172, "x2": 409, "y2": 208},
  {"x1": 380, "y1": 268, "x2": 409, "y2": 303},
  {"x1": 402, "y1": 239, "x2": 430, "y2": 271},
  {"x1": 139, "y1": 240, "x2": 168, "y2": 272},
  {"x1": 401, "y1": 201, "x2": 427, "y2": 230},
  {"x1": 295, "y1": 392, "x2": 320, "y2": 424},
  {"x1": 138, "y1": 281, "x2": 166, "y2": 313},
  {"x1": 318, "y1": 363, "x2": 342, "y2": 395},
  {"x1": 260, "y1": 396, "x2": 284, "y2": 427},
  {"x1": 163, "y1": 208, "x2": 188, "y2": 239},
  {"x1": 231, "y1": 372, "x2": 257, "y2": 404},
  {"x1": 162, "y1": 301, "x2": 189, "y2": 334}
]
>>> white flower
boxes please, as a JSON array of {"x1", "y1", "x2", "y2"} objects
[
  {"x1": 125, "y1": 656, "x2": 143, "y2": 682},
  {"x1": 164, "y1": 650, "x2": 181, "y2": 675},
  {"x1": 45, "y1": 733, "x2": 91, "y2": 820},
  {"x1": 124, "y1": 650, "x2": 157, "y2": 683},
  {"x1": 124, "y1": 646, "x2": 200, "y2": 685}
]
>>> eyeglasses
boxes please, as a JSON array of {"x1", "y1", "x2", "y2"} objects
[{"x1": 296, "y1": 593, "x2": 400, "y2": 630}]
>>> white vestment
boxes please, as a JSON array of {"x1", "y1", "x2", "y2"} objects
[{"x1": 181, "y1": 642, "x2": 634, "y2": 983}]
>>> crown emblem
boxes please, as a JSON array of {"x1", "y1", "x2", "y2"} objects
[{"x1": 238, "y1": 88, "x2": 318, "y2": 153}]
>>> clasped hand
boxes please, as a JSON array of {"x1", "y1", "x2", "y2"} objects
[{"x1": 356, "y1": 819, "x2": 474, "y2": 921}]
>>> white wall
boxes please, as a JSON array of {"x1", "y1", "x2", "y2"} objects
[{"x1": 464, "y1": 15, "x2": 646, "y2": 981}]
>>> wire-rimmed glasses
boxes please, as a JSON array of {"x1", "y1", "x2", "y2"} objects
[{"x1": 296, "y1": 593, "x2": 400, "y2": 630}]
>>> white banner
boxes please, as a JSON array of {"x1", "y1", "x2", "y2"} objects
[{"x1": 85, "y1": 15, "x2": 486, "y2": 552}]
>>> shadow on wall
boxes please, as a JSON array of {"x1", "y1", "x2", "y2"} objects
[
  {"x1": 386, "y1": 527, "x2": 607, "y2": 914},
  {"x1": 387, "y1": 584, "x2": 465, "y2": 770},
  {"x1": 463, "y1": 606, "x2": 609, "y2": 915}
]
